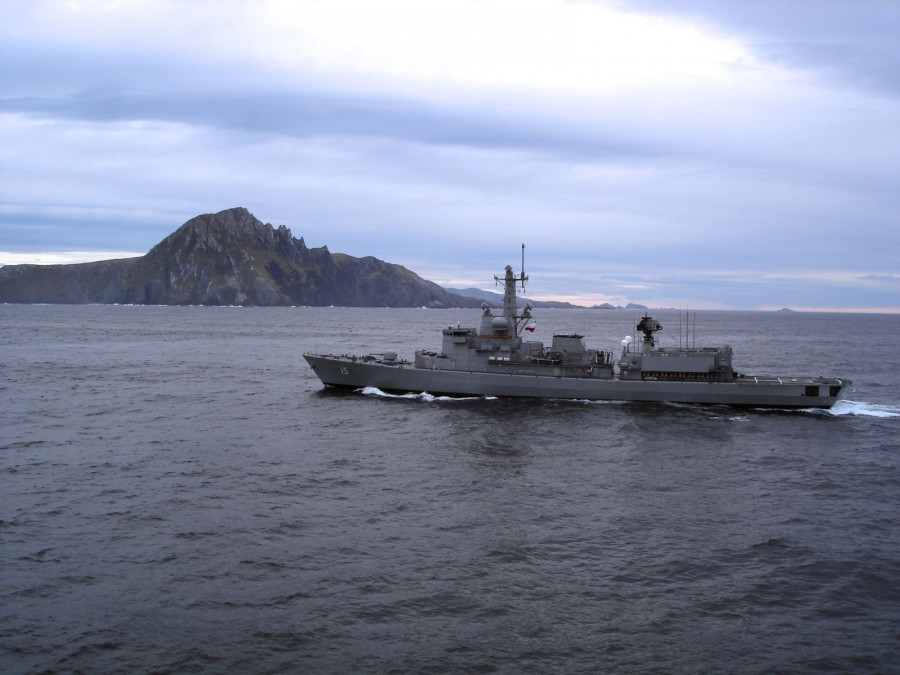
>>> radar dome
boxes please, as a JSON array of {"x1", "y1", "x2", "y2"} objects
[{"x1": 491, "y1": 317, "x2": 509, "y2": 331}]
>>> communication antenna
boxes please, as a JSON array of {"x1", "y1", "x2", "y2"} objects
[
  {"x1": 680, "y1": 308, "x2": 696, "y2": 349},
  {"x1": 520, "y1": 243, "x2": 528, "y2": 291},
  {"x1": 692, "y1": 310, "x2": 696, "y2": 349}
]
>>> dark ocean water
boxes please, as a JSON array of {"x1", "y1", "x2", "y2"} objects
[{"x1": 2, "y1": 304, "x2": 899, "y2": 674}]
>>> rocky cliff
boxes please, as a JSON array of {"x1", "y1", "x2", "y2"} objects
[
  {"x1": 0, "y1": 208, "x2": 481, "y2": 308},
  {"x1": 0, "y1": 257, "x2": 138, "y2": 304}
]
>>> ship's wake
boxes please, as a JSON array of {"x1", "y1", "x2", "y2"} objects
[
  {"x1": 356, "y1": 388, "x2": 897, "y2": 417},
  {"x1": 358, "y1": 386, "x2": 495, "y2": 402}
]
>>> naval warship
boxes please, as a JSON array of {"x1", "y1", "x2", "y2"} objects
[{"x1": 304, "y1": 250, "x2": 849, "y2": 409}]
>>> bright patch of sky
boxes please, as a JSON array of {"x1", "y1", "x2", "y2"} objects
[{"x1": 1, "y1": 0, "x2": 898, "y2": 310}]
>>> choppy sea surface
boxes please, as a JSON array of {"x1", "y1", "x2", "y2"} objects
[{"x1": 2, "y1": 304, "x2": 899, "y2": 673}]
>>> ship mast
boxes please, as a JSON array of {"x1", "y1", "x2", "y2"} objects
[
  {"x1": 521, "y1": 243, "x2": 527, "y2": 290},
  {"x1": 495, "y1": 244, "x2": 530, "y2": 338}
]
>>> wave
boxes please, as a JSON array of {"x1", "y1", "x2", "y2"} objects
[
  {"x1": 358, "y1": 386, "x2": 494, "y2": 402},
  {"x1": 356, "y1": 388, "x2": 898, "y2": 417},
  {"x1": 822, "y1": 400, "x2": 900, "y2": 418}
]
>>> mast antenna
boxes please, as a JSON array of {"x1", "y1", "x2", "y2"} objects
[{"x1": 520, "y1": 243, "x2": 527, "y2": 290}]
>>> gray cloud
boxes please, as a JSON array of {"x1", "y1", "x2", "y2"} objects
[{"x1": 623, "y1": 0, "x2": 900, "y2": 95}]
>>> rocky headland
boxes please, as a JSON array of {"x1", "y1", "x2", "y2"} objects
[{"x1": 0, "y1": 207, "x2": 483, "y2": 308}]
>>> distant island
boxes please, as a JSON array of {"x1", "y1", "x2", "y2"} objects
[
  {"x1": 591, "y1": 302, "x2": 649, "y2": 311},
  {"x1": 0, "y1": 207, "x2": 646, "y2": 309},
  {"x1": 444, "y1": 287, "x2": 645, "y2": 311}
]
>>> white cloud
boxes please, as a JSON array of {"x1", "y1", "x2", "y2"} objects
[
  {"x1": 254, "y1": 0, "x2": 753, "y2": 97},
  {"x1": 5, "y1": 0, "x2": 754, "y2": 98},
  {"x1": 0, "y1": 250, "x2": 143, "y2": 266}
]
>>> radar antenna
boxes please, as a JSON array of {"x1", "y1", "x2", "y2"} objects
[{"x1": 636, "y1": 314, "x2": 662, "y2": 343}]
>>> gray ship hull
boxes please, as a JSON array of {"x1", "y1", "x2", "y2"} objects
[{"x1": 304, "y1": 354, "x2": 848, "y2": 409}]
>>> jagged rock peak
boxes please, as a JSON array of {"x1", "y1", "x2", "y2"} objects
[
  {"x1": 148, "y1": 207, "x2": 306, "y2": 257},
  {"x1": 181, "y1": 206, "x2": 293, "y2": 240}
]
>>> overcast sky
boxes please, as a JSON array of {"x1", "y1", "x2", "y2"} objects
[{"x1": 1, "y1": 0, "x2": 898, "y2": 311}]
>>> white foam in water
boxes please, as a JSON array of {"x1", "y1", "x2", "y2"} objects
[
  {"x1": 573, "y1": 398, "x2": 629, "y2": 406},
  {"x1": 825, "y1": 400, "x2": 900, "y2": 418},
  {"x1": 359, "y1": 386, "x2": 414, "y2": 399},
  {"x1": 358, "y1": 387, "x2": 486, "y2": 402},
  {"x1": 359, "y1": 387, "x2": 898, "y2": 416}
]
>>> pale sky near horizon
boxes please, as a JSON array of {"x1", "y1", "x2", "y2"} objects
[{"x1": 1, "y1": 0, "x2": 898, "y2": 311}]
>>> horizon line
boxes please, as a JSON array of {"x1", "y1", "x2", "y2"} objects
[{"x1": 2, "y1": 251, "x2": 897, "y2": 315}]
